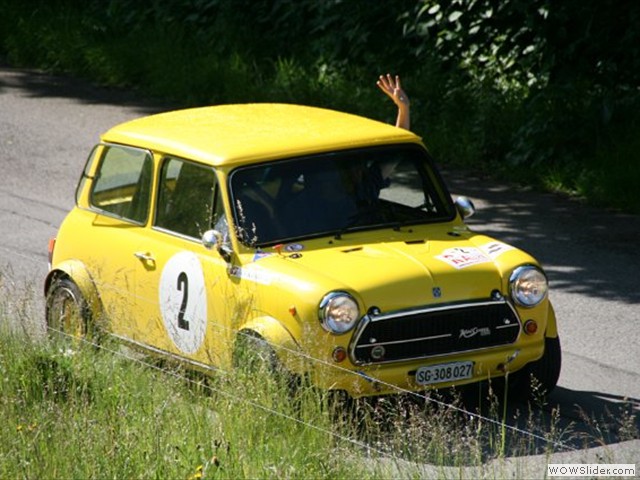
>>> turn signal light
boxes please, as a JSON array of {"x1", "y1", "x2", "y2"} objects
[
  {"x1": 523, "y1": 319, "x2": 538, "y2": 335},
  {"x1": 332, "y1": 347, "x2": 347, "y2": 363},
  {"x1": 47, "y1": 237, "x2": 56, "y2": 268}
]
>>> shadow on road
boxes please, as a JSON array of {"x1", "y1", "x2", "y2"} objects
[
  {"x1": 453, "y1": 381, "x2": 639, "y2": 457},
  {"x1": 352, "y1": 384, "x2": 639, "y2": 465},
  {"x1": 442, "y1": 168, "x2": 640, "y2": 305},
  {"x1": 544, "y1": 386, "x2": 640, "y2": 447},
  {"x1": 0, "y1": 63, "x2": 172, "y2": 114}
]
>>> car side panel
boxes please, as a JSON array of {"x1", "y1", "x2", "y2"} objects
[{"x1": 133, "y1": 230, "x2": 236, "y2": 368}]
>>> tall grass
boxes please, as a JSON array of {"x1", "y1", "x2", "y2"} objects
[
  {"x1": 0, "y1": 329, "x2": 364, "y2": 479},
  {"x1": 0, "y1": 268, "x2": 357, "y2": 478},
  {"x1": 0, "y1": 330, "x2": 488, "y2": 478}
]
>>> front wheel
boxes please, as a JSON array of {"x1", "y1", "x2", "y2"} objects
[
  {"x1": 233, "y1": 331, "x2": 280, "y2": 374},
  {"x1": 528, "y1": 336, "x2": 562, "y2": 392},
  {"x1": 509, "y1": 336, "x2": 562, "y2": 401},
  {"x1": 45, "y1": 277, "x2": 92, "y2": 343},
  {"x1": 233, "y1": 330, "x2": 300, "y2": 394}
]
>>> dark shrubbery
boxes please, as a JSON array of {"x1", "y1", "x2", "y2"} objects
[{"x1": 1, "y1": 0, "x2": 638, "y2": 212}]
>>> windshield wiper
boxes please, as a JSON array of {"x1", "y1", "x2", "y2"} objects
[{"x1": 333, "y1": 220, "x2": 408, "y2": 240}]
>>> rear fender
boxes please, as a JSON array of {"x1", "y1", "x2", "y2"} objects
[{"x1": 45, "y1": 260, "x2": 103, "y2": 320}]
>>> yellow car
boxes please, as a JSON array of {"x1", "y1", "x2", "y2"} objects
[{"x1": 45, "y1": 103, "x2": 560, "y2": 399}]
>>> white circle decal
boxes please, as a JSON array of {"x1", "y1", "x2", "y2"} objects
[{"x1": 159, "y1": 251, "x2": 207, "y2": 354}]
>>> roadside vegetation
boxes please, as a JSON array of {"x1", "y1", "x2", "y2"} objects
[
  {"x1": 1, "y1": 0, "x2": 638, "y2": 213},
  {"x1": 0, "y1": 298, "x2": 354, "y2": 477}
]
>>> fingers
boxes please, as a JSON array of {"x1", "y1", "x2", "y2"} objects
[
  {"x1": 376, "y1": 77, "x2": 390, "y2": 97},
  {"x1": 377, "y1": 73, "x2": 397, "y2": 94},
  {"x1": 377, "y1": 73, "x2": 404, "y2": 97}
]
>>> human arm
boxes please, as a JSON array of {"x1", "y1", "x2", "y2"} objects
[{"x1": 376, "y1": 74, "x2": 410, "y2": 130}]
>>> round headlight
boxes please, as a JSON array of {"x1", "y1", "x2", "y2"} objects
[
  {"x1": 509, "y1": 265, "x2": 548, "y2": 307},
  {"x1": 319, "y1": 292, "x2": 360, "y2": 334}
]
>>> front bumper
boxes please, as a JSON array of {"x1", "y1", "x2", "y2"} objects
[{"x1": 314, "y1": 340, "x2": 544, "y2": 398}]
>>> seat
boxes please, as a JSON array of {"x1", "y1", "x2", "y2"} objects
[{"x1": 160, "y1": 163, "x2": 215, "y2": 238}]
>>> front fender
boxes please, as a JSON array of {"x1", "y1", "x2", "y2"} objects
[
  {"x1": 45, "y1": 260, "x2": 103, "y2": 320},
  {"x1": 545, "y1": 301, "x2": 558, "y2": 338},
  {"x1": 239, "y1": 316, "x2": 302, "y2": 372}
]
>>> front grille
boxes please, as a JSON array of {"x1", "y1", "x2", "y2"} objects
[{"x1": 350, "y1": 300, "x2": 521, "y2": 365}]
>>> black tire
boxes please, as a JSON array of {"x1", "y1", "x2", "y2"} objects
[
  {"x1": 529, "y1": 336, "x2": 562, "y2": 391},
  {"x1": 508, "y1": 336, "x2": 562, "y2": 401},
  {"x1": 45, "y1": 277, "x2": 92, "y2": 343},
  {"x1": 233, "y1": 330, "x2": 299, "y2": 393}
]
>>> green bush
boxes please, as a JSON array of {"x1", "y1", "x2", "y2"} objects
[{"x1": 1, "y1": 0, "x2": 638, "y2": 213}]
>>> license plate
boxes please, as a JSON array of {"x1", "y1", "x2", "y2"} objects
[{"x1": 415, "y1": 361, "x2": 474, "y2": 386}]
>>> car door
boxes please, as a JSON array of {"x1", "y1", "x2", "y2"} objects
[
  {"x1": 132, "y1": 156, "x2": 234, "y2": 368},
  {"x1": 80, "y1": 143, "x2": 155, "y2": 342}
]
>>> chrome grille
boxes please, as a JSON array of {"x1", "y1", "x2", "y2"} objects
[{"x1": 350, "y1": 300, "x2": 521, "y2": 365}]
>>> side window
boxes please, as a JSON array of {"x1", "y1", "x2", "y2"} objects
[
  {"x1": 89, "y1": 145, "x2": 153, "y2": 224},
  {"x1": 155, "y1": 158, "x2": 217, "y2": 239}
]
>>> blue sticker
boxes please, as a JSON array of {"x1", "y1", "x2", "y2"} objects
[
  {"x1": 253, "y1": 251, "x2": 274, "y2": 262},
  {"x1": 284, "y1": 243, "x2": 304, "y2": 252}
]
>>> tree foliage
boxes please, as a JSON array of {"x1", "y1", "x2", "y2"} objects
[{"x1": 1, "y1": 0, "x2": 639, "y2": 211}]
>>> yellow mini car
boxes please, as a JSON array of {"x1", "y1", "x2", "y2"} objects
[{"x1": 45, "y1": 104, "x2": 561, "y2": 399}]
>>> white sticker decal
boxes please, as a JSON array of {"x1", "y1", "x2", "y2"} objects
[
  {"x1": 252, "y1": 251, "x2": 274, "y2": 262},
  {"x1": 229, "y1": 264, "x2": 275, "y2": 285},
  {"x1": 159, "y1": 251, "x2": 207, "y2": 354},
  {"x1": 435, "y1": 247, "x2": 492, "y2": 269},
  {"x1": 480, "y1": 242, "x2": 515, "y2": 259}
]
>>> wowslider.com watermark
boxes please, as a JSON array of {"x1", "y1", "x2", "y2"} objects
[{"x1": 548, "y1": 464, "x2": 636, "y2": 477}]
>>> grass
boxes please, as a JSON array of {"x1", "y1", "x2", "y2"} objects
[
  {"x1": 0, "y1": 329, "x2": 359, "y2": 479},
  {"x1": 0, "y1": 274, "x2": 354, "y2": 479}
]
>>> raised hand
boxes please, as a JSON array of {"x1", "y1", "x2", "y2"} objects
[{"x1": 376, "y1": 74, "x2": 410, "y2": 130}]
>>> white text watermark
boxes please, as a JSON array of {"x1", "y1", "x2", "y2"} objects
[{"x1": 548, "y1": 464, "x2": 636, "y2": 477}]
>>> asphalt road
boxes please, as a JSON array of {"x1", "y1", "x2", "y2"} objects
[{"x1": 1, "y1": 66, "x2": 638, "y2": 469}]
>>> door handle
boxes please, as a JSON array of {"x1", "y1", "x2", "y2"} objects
[{"x1": 134, "y1": 251, "x2": 156, "y2": 264}]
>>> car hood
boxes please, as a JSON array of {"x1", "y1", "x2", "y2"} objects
[{"x1": 251, "y1": 230, "x2": 535, "y2": 310}]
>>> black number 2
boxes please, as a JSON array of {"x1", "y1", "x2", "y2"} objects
[{"x1": 177, "y1": 272, "x2": 190, "y2": 330}]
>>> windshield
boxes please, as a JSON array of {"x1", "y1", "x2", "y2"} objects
[{"x1": 229, "y1": 144, "x2": 456, "y2": 246}]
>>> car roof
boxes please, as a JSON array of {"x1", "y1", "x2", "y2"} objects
[{"x1": 101, "y1": 103, "x2": 421, "y2": 167}]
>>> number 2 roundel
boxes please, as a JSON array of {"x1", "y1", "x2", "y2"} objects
[{"x1": 159, "y1": 251, "x2": 207, "y2": 354}]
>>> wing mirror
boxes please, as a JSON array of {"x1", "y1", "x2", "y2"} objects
[
  {"x1": 202, "y1": 230, "x2": 232, "y2": 262},
  {"x1": 455, "y1": 196, "x2": 476, "y2": 220}
]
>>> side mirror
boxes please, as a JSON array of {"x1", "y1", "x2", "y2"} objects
[
  {"x1": 455, "y1": 196, "x2": 476, "y2": 220},
  {"x1": 202, "y1": 230, "x2": 232, "y2": 262}
]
